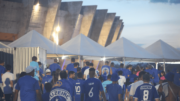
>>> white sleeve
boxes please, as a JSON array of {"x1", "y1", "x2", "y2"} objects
[
  {"x1": 11, "y1": 74, "x2": 14, "y2": 81},
  {"x1": 13, "y1": 84, "x2": 17, "y2": 92},
  {"x1": 129, "y1": 84, "x2": 135, "y2": 96},
  {"x1": 124, "y1": 77, "x2": 126, "y2": 83}
]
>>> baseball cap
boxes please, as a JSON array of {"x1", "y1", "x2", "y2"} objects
[
  {"x1": 46, "y1": 69, "x2": 51, "y2": 73},
  {"x1": 111, "y1": 73, "x2": 120, "y2": 81},
  {"x1": 26, "y1": 66, "x2": 35, "y2": 73}
]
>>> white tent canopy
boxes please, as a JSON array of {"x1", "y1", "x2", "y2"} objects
[
  {"x1": 0, "y1": 42, "x2": 10, "y2": 48},
  {"x1": 61, "y1": 34, "x2": 117, "y2": 58},
  {"x1": 146, "y1": 40, "x2": 180, "y2": 61},
  {"x1": 106, "y1": 37, "x2": 161, "y2": 61},
  {"x1": 8, "y1": 30, "x2": 73, "y2": 55}
]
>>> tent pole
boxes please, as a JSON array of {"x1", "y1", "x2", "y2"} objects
[
  {"x1": 155, "y1": 62, "x2": 158, "y2": 69},
  {"x1": 163, "y1": 59, "x2": 166, "y2": 73}
]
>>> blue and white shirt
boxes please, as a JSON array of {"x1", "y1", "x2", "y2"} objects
[{"x1": 74, "y1": 79, "x2": 85, "y2": 101}]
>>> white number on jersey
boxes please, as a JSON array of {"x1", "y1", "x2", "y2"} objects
[
  {"x1": 143, "y1": 90, "x2": 149, "y2": 100},
  {"x1": 88, "y1": 87, "x2": 93, "y2": 97},
  {"x1": 56, "y1": 98, "x2": 58, "y2": 101},
  {"x1": 75, "y1": 86, "x2": 81, "y2": 93}
]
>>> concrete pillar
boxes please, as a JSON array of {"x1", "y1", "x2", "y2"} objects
[
  {"x1": 79, "y1": 6, "x2": 97, "y2": 36},
  {"x1": 43, "y1": 0, "x2": 62, "y2": 39},
  {"x1": 111, "y1": 20, "x2": 122, "y2": 43},
  {"x1": 98, "y1": 13, "x2": 116, "y2": 46},
  {"x1": 89, "y1": 10, "x2": 108, "y2": 42},
  {"x1": 71, "y1": 14, "x2": 84, "y2": 38},
  {"x1": 105, "y1": 16, "x2": 120, "y2": 46},
  {"x1": 58, "y1": 1, "x2": 83, "y2": 45},
  {"x1": 117, "y1": 23, "x2": 124, "y2": 40}
]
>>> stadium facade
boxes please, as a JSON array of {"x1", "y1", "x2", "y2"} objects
[{"x1": 0, "y1": 0, "x2": 124, "y2": 46}]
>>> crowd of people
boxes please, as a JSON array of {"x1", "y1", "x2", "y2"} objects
[{"x1": 0, "y1": 57, "x2": 180, "y2": 101}]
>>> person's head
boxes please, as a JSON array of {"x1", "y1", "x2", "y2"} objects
[
  {"x1": 99, "y1": 76, "x2": 104, "y2": 82},
  {"x1": 74, "y1": 62, "x2": 79, "y2": 68},
  {"x1": 139, "y1": 71, "x2": 146, "y2": 80},
  {"x1": 165, "y1": 72, "x2": 174, "y2": 82},
  {"x1": 32, "y1": 56, "x2": 37, "y2": 62},
  {"x1": 105, "y1": 61, "x2": 109, "y2": 65},
  {"x1": 45, "y1": 83, "x2": 52, "y2": 92},
  {"x1": 69, "y1": 71, "x2": 75, "y2": 79},
  {"x1": 5, "y1": 65, "x2": 11, "y2": 71},
  {"x1": 77, "y1": 72, "x2": 83, "y2": 79},
  {"x1": 111, "y1": 73, "x2": 120, "y2": 83},
  {"x1": 145, "y1": 65, "x2": 149, "y2": 70},
  {"x1": 77, "y1": 67, "x2": 81, "y2": 73},
  {"x1": 38, "y1": 62, "x2": 42, "y2": 67},
  {"x1": 107, "y1": 75, "x2": 112, "y2": 80},
  {"x1": 54, "y1": 59, "x2": 58, "y2": 63},
  {"x1": 0, "y1": 60, "x2": 4, "y2": 66},
  {"x1": 143, "y1": 73, "x2": 150, "y2": 83},
  {"x1": 26, "y1": 66, "x2": 35, "y2": 76},
  {"x1": 20, "y1": 72, "x2": 26, "y2": 78},
  {"x1": 71, "y1": 58, "x2": 75, "y2": 63},
  {"x1": 46, "y1": 69, "x2": 51, "y2": 75},
  {"x1": 118, "y1": 71, "x2": 123, "y2": 76},
  {"x1": 85, "y1": 61, "x2": 90, "y2": 66},
  {"x1": 134, "y1": 77, "x2": 139, "y2": 83},
  {"x1": 110, "y1": 62, "x2": 114, "y2": 67},
  {"x1": 56, "y1": 69, "x2": 61, "y2": 74},
  {"x1": 120, "y1": 63, "x2": 124, "y2": 68},
  {"x1": 127, "y1": 65, "x2": 132, "y2": 70},
  {"x1": 161, "y1": 71, "x2": 165, "y2": 76},
  {"x1": 89, "y1": 68, "x2": 95, "y2": 78},
  {"x1": 89, "y1": 63, "x2": 93, "y2": 68},
  {"x1": 136, "y1": 65, "x2": 141, "y2": 72},
  {"x1": 60, "y1": 71, "x2": 67, "y2": 79},
  {"x1": 132, "y1": 69, "x2": 136, "y2": 74}
]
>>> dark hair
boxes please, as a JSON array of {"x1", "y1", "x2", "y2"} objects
[
  {"x1": 118, "y1": 71, "x2": 123, "y2": 75},
  {"x1": 99, "y1": 76, "x2": 104, "y2": 82},
  {"x1": 89, "y1": 68, "x2": 95, "y2": 72},
  {"x1": 139, "y1": 71, "x2": 146, "y2": 78},
  {"x1": 120, "y1": 63, "x2": 124, "y2": 68},
  {"x1": 71, "y1": 58, "x2": 75, "y2": 62},
  {"x1": 89, "y1": 63, "x2": 93, "y2": 66},
  {"x1": 107, "y1": 75, "x2": 111, "y2": 79},
  {"x1": 86, "y1": 62, "x2": 90, "y2": 66},
  {"x1": 52, "y1": 72, "x2": 59, "y2": 84},
  {"x1": 127, "y1": 65, "x2": 132, "y2": 69},
  {"x1": 52, "y1": 71, "x2": 56, "y2": 76},
  {"x1": 6, "y1": 65, "x2": 11, "y2": 71},
  {"x1": 77, "y1": 72, "x2": 83, "y2": 78},
  {"x1": 32, "y1": 56, "x2": 37, "y2": 61},
  {"x1": 105, "y1": 61, "x2": 109, "y2": 64},
  {"x1": 60, "y1": 71, "x2": 67, "y2": 79},
  {"x1": 45, "y1": 83, "x2": 52, "y2": 92},
  {"x1": 134, "y1": 77, "x2": 139, "y2": 81},
  {"x1": 56, "y1": 69, "x2": 61, "y2": 74},
  {"x1": 0, "y1": 60, "x2": 4, "y2": 64},
  {"x1": 110, "y1": 62, "x2": 114, "y2": 65},
  {"x1": 54, "y1": 59, "x2": 57, "y2": 62},
  {"x1": 77, "y1": 67, "x2": 81, "y2": 72},
  {"x1": 143, "y1": 73, "x2": 150, "y2": 82},
  {"x1": 69, "y1": 71, "x2": 75, "y2": 76},
  {"x1": 161, "y1": 71, "x2": 166, "y2": 76},
  {"x1": 74, "y1": 62, "x2": 79, "y2": 67},
  {"x1": 20, "y1": 72, "x2": 26, "y2": 77},
  {"x1": 38, "y1": 62, "x2": 42, "y2": 65}
]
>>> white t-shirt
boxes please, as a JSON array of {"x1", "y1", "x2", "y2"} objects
[
  {"x1": 2, "y1": 72, "x2": 14, "y2": 94},
  {"x1": 118, "y1": 75, "x2": 126, "y2": 88},
  {"x1": 13, "y1": 83, "x2": 20, "y2": 101},
  {"x1": 84, "y1": 68, "x2": 98, "y2": 80},
  {"x1": 129, "y1": 80, "x2": 143, "y2": 96}
]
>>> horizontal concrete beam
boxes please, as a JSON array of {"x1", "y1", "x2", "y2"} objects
[{"x1": 89, "y1": 9, "x2": 108, "y2": 42}]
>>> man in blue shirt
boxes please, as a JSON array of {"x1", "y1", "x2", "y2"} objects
[
  {"x1": 49, "y1": 71, "x2": 73, "y2": 101},
  {"x1": 74, "y1": 73, "x2": 85, "y2": 101},
  {"x1": 68, "y1": 71, "x2": 75, "y2": 85},
  {"x1": 100, "y1": 61, "x2": 112, "y2": 81},
  {"x1": 30, "y1": 56, "x2": 40, "y2": 81},
  {"x1": 42, "y1": 69, "x2": 52, "y2": 94},
  {"x1": 0, "y1": 59, "x2": 5, "y2": 99},
  {"x1": 66, "y1": 58, "x2": 75, "y2": 73},
  {"x1": 116, "y1": 63, "x2": 125, "y2": 74},
  {"x1": 110, "y1": 62, "x2": 117, "y2": 74},
  {"x1": 102, "y1": 75, "x2": 112, "y2": 100},
  {"x1": 129, "y1": 69, "x2": 138, "y2": 83},
  {"x1": 133, "y1": 73, "x2": 159, "y2": 101},
  {"x1": 13, "y1": 66, "x2": 42, "y2": 101},
  {"x1": 42, "y1": 83, "x2": 52, "y2": 101},
  {"x1": 81, "y1": 61, "x2": 90, "y2": 75},
  {"x1": 81, "y1": 68, "x2": 106, "y2": 101},
  {"x1": 107, "y1": 73, "x2": 122, "y2": 101},
  {"x1": 49, "y1": 59, "x2": 61, "y2": 73}
]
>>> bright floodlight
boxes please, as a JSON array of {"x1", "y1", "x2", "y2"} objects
[
  {"x1": 35, "y1": 3, "x2": 39, "y2": 10},
  {"x1": 56, "y1": 26, "x2": 60, "y2": 32},
  {"x1": 62, "y1": 56, "x2": 67, "y2": 59},
  {"x1": 101, "y1": 57, "x2": 106, "y2": 61}
]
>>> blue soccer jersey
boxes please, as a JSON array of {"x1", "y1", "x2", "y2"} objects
[
  {"x1": 42, "y1": 75, "x2": 53, "y2": 93},
  {"x1": 74, "y1": 79, "x2": 85, "y2": 101},
  {"x1": 82, "y1": 78, "x2": 104, "y2": 101},
  {"x1": 50, "y1": 79, "x2": 73, "y2": 101},
  {"x1": 134, "y1": 83, "x2": 159, "y2": 101}
]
